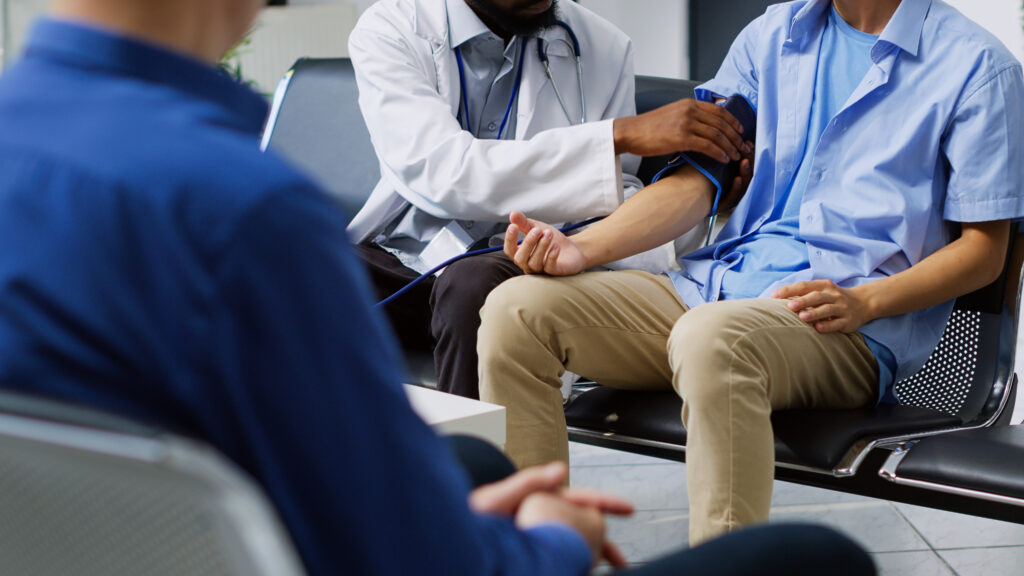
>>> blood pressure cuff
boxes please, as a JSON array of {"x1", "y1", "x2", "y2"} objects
[{"x1": 651, "y1": 94, "x2": 757, "y2": 216}]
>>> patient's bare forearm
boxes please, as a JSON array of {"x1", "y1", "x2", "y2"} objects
[
  {"x1": 854, "y1": 220, "x2": 1011, "y2": 321},
  {"x1": 573, "y1": 166, "x2": 713, "y2": 268}
]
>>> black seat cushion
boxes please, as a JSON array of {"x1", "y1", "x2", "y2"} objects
[
  {"x1": 772, "y1": 405, "x2": 960, "y2": 470},
  {"x1": 896, "y1": 426, "x2": 1024, "y2": 500},
  {"x1": 565, "y1": 386, "x2": 961, "y2": 470}
]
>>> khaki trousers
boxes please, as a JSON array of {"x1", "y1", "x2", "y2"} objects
[{"x1": 477, "y1": 270, "x2": 878, "y2": 544}]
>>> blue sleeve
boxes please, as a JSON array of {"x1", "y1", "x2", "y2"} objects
[
  {"x1": 695, "y1": 16, "x2": 762, "y2": 109},
  {"x1": 942, "y1": 63, "x2": 1024, "y2": 223},
  {"x1": 207, "y1": 187, "x2": 592, "y2": 576}
]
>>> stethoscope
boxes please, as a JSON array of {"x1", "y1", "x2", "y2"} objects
[
  {"x1": 376, "y1": 22, "x2": 591, "y2": 308},
  {"x1": 454, "y1": 20, "x2": 585, "y2": 139}
]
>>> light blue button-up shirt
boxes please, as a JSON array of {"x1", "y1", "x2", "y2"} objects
[{"x1": 668, "y1": 0, "x2": 1024, "y2": 389}]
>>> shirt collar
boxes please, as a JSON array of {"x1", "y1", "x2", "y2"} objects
[
  {"x1": 23, "y1": 18, "x2": 268, "y2": 135},
  {"x1": 447, "y1": 0, "x2": 497, "y2": 49},
  {"x1": 787, "y1": 0, "x2": 930, "y2": 58}
]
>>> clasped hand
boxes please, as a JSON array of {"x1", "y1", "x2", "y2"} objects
[{"x1": 469, "y1": 461, "x2": 633, "y2": 568}]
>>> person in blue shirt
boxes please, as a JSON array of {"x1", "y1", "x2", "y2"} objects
[
  {"x1": 481, "y1": 0, "x2": 1024, "y2": 546},
  {"x1": 0, "y1": 0, "x2": 876, "y2": 575}
]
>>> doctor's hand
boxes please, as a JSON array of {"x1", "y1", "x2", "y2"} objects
[
  {"x1": 773, "y1": 280, "x2": 875, "y2": 334},
  {"x1": 505, "y1": 211, "x2": 589, "y2": 276},
  {"x1": 613, "y1": 98, "x2": 745, "y2": 162}
]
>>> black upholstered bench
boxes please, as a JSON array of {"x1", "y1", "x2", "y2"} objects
[{"x1": 263, "y1": 57, "x2": 1024, "y2": 524}]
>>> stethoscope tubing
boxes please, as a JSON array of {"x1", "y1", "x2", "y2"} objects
[{"x1": 455, "y1": 20, "x2": 584, "y2": 137}]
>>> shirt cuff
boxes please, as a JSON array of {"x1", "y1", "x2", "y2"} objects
[{"x1": 524, "y1": 523, "x2": 592, "y2": 576}]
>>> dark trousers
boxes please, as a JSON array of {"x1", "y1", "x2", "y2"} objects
[
  {"x1": 356, "y1": 244, "x2": 521, "y2": 399},
  {"x1": 448, "y1": 435, "x2": 876, "y2": 576}
]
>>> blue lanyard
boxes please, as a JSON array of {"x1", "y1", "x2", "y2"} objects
[{"x1": 454, "y1": 39, "x2": 527, "y2": 140}]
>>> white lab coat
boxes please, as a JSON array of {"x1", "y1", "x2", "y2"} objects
[{"x1": 347, "y1": 0, "x2": 705, "y2": 271}]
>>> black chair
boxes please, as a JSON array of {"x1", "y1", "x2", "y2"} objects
[{"x1": 261, "y1": 58, "x2": 435, "y2": 385}]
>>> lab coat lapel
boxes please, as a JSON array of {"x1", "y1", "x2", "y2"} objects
[
  {"x1": 432, "y1": 43, "x2": 462, "y2": 119},
  {"x1": 517, "y1": 29, "x2": 575, "y2": 138},
  {"x1": 417, "y1": 0, "x2": 462, "y2": 119}
]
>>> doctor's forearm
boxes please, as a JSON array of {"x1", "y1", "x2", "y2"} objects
[{"x1": 573, "y1": 167, "x2": 713, "y2": 268}]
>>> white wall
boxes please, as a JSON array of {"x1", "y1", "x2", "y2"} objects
[
  {"x1": 0, "y1": 0, "x2": 49, "y2": 70},
  {"x1": 578, "y1": 0, "x2": 688, "y2": 79},
  {"x1": 945, "y1": 0, "x2": 1024, "y2": 62},
  {"x1": 290, "y1": 0, "x2": 690, "y2": 78}
]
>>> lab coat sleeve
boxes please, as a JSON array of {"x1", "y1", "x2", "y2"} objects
[
  {"x1": 599, "y1": 37, "x2": 643, "y2": 200},
  {"x1": 348, "y1": 10, "x2": 622, "y2": 224}
]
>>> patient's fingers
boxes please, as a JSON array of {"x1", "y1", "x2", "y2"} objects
[
  {"x1": 527, "y1": 230, "x2": 553, "y2": 273},
  {"x1": 509, "y1": 211, "x2": 532, "y2": 234},
  {"x1": 504, "y1": 224, "x2": 521, "y2": 260},
  {"x1": 544, "y1": 244, "x2": 561, "y2": 274},
  {"x1": 514, "y1": 228, "x2": 543, "y2": 273}
]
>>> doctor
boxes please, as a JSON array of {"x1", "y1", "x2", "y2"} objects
[{"x1": 348, "y1": 0, "x2": 751, "y2": 398}]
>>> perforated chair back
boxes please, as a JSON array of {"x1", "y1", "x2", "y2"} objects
[
  {"x1": 0, "y1": 392, "x2": 307, "y2": 576},
  {"x1": 893, "y1": 234, "x2": 1015, "y2": 423},
  {"x1": 261, "y1": 57, "x2": 378, "y2": 222}
]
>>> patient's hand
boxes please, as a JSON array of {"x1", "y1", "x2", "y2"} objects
[
  {"x1": 505, "y1": 211, "x2": 589, "y2": 276},
  {"x1": 772, "y1": 280, "x2": 873, "y2": 334},
  {"x1": 720, "y1": 145, "x2": 755, "y2": 213}
]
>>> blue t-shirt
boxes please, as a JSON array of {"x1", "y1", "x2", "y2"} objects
[{"x1": 0, "y1": 18, "x2": 591, "y2": 576}]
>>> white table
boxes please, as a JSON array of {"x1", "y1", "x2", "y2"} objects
[{"x1": 404, "y1": 385, "x2": 506, "y2": 448}]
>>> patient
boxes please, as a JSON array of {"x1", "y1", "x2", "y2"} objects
[
  {"x1": 479, "y1": 0, "x2": 1024, "y2": 545},
  {"x1": 0, "y1": 0, "x2": 875, "y2": 574}
]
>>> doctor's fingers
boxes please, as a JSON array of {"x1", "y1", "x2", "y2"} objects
[
  {"x1": 691, "y1": 99, "x2": 743, "y2": 133},
  {"x1": 680, "y1": 123, "x2": 744, "y2": 164},
  {"x1": 689, "y1": 103, "x2": 745, "y2": 153}
]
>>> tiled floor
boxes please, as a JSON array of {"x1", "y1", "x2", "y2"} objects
[{"x1": 568, "y1": 442, "x2": 1024, "y2": 575}]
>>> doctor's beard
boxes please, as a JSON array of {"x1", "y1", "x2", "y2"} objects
[{"x1": 466, "y1": 0, "x2": 560, "y2": 38}]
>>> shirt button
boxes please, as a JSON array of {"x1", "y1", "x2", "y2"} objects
[
  {"x1": 465, "y1": 221, "x2": 474, "y2": 229},
  {"x1": 816, "y1": 250, "x2": 824, "y2": 257},
  {"x1": 487, "y1": 122, "x2": 498, "y2": 131}
]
